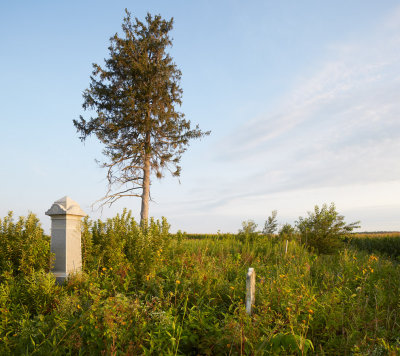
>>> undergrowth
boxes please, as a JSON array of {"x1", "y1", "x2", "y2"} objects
[{"x1": 0, "y1": 211, "x2": 399, "y2": 355}]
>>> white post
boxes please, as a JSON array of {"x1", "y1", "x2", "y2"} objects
[
  {"x1": 246, "y1": 267, "x2": 256, "y2": 315},
  {"x1": 285, "y1": 239, "x2": 289, "y2": 254},
  {"x1": 45, "y1": 196, "x2": 86, "y2": 283}
]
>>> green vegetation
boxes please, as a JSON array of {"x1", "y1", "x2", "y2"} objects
[
  {"x1": 350, "y1": 233, "x2": 400, "y2": 259},
  {"x1": 74, "y1": 11, "x2": 209, "y2": 223},
  {"x1": 296, "y1": 203, "x2": 360, "y2": 254},
  {"x1": 1, "y1": 210, "x2": 400, "y2": 355}
]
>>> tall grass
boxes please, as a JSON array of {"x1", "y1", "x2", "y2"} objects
[
  {"x1": 0, "y1": 212, "x2": 399, "y2": 354},
  {"x1": 350, "y1": 233, "x2": 400, "y2": 259}
]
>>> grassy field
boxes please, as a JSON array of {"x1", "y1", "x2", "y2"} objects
[
  {"x1": 1, "y1": 211, "x2": 400, "y2": 355},
  {"x1": 350, "y1": 233, "x2": 400, "y2": 259}
]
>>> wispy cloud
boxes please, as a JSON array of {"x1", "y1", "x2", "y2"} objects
[
  {"x1": 216, "y1": 6, "x2": 400, "y2": 194},
  {"x1": 151, "y1": 6, "x2": 400, "y2": 232}
]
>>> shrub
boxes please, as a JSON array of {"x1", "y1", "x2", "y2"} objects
[
  {"x1": 238, "y1": 220, "x2": 259, "y2": 243},
  {"x1": 278, "y1": 223, "x2": 296, "y2": 240},
  {"x1": 296, "y1": 203, "x2": 360, "y2": 254},
  {"x1": 0, "y1": 212, "x2": 51, "y2": 275},
  {"x1": 81, "y1": 209, "x2": 171, "y2": 285},
  {"x1": 263, "y1": 210, "x2": 278, "y2": 235}
]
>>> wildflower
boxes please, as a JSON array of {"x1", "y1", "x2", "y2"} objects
[
  {"x1": 170, "y1": 292, "x2": 174, "y2": 296},
  {"x1": 308, "y1": 309, "x2": 314, "y2": 314},
  {"x1": 286, "y1": 307, "x2": 291, "y2": 312},
  {"x1": 176, "y1": 280, "x2": 181, "y2": 285},
  {"x1": 77, "y1": 304, "x2": 81, "y2": 309},
  {"x1": 230, "y1": 286, "x2": 235, "y2": 290},
  {"x1": 109, "y1": 267, "x2": 113, "y2": 271},
  {"x1": 102, "y1": 267, "x2": 107, "y2": 271}
]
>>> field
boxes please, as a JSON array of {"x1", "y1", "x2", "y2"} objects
[
  {"x1": 350, "y1": 233, "x2": 400, "y2": 259},
  {"x1": 1, "y1": 211, "x2": 400, "y2": 355}
]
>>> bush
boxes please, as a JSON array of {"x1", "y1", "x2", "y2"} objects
[
  {"x1": 238, "y1": 220, "x2": 259, "y2": 243},
  {"x1": 296, "y1": 203, "x2": 360, "y2": 254},
  {"x1": 263, "y1": 210, "x2": 278, "y2": 235},
  {"x1": 0, "y1": 212, "x2": 51, "y2": 275},
  {"x1": 81, "y1": 209, "x2": 171, "y2": 285},
  {"x1": 278, "y1": 223, "x2": 296, "y2": 240}
]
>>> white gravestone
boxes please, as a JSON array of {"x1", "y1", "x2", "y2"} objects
[
  {"x1": 246, "y1": 267, "x2": 256, "y2": 315},
  {"x1": 45, "y1": 196, "x2": 86, "y2": 283}
]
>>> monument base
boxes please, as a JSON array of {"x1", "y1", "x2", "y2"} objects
[{"x1": 53, "y1": 271, "x2": 67, "y2": 284}]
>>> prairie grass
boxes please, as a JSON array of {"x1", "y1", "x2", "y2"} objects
[{"x1": 0, "y1": 212, "x2": 399, "y2": 354}]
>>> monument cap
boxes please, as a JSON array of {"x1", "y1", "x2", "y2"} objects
[{"x1": 45, "y1": 196, "x2": 87, "y2": 217}]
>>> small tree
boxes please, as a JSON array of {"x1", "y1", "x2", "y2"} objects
[
  {"x1": 74, "y1": 10, "x2": 209, "y2": 224},
  {"x1": 238, "y1": 220, "x2": 259, "y2": 243},
  {"x1": 263, "y1": 210, "x2": 278, "y2": 235},
  {"x1": 296, "y1": 203, "x2": 360, "y2": 254},
  {"x1": 278, "y1": 223, "x2": 296, "y2": 240}
]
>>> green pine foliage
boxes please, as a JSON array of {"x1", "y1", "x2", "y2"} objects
[{"x1": 74, "y1": 10, "x2": 209, "y2": 221}]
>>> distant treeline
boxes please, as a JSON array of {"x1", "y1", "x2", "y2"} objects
[{"x1": 173, "y1": 232, "x2": 400, "y2": 259}]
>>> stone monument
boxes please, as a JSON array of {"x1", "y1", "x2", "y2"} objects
[{"x1": 46, "y1": 196, "x2": 86, "y2": 283}]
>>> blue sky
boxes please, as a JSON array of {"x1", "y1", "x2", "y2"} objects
[{"x1": 1, "y1": 1, "x2": 399, "y2": 233}]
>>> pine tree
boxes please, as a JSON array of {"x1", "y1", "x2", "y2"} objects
[{"x1": 74, "y1": 10, "x2": 210, "y2": 224}]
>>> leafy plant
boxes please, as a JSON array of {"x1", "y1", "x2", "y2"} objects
[
  {"x1": 278, "y1": 223, "x2": 296, "y2": 240},
  {"x1": 238, "y1": 220, "x2": 259, "y2": 243},
  {"x1": 263, "y1": 210, "x2": 278, "y2": 235},
  {"x1": 296, "y1": 203, "x2": 360, "y2": 254},
  {"x1": 269, "y1": 333, "x2": 314, "y2": 355},
  {"x1": 0, "y1": 212, "x2": 51, "y2": 275}
]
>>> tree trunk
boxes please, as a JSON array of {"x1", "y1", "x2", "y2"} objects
[{"x1": 140, "y1": 133, "x2": 151, "y2": 226}]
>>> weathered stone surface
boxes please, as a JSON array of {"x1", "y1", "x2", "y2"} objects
[
  {"x1": 246, "y1": 267, "x2": 256, "y2": 315},
  {"x1": 45, "y1": 196, "x2": 86, "y2": 217},
  {"x1": 46, "y1": 197, "x2": 86, "y2": 283}
]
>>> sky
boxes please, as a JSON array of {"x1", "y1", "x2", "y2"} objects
[{"x1": 1, "y1": 0, "x2": 399, "y2": 233}]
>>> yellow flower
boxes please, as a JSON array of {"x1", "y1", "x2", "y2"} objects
[
  {"x1": 308, "y1": 309, "x2": 314, "y2": 314},
  {"x1": 102, "y1": 267, "x2": 107, "y2": 271},
  {"x1": 176, "y1": 280, "x2": 181, "y2": 285},
  {"x1": 230, "y1": 286, "x2": 235, "y2": 290},
  {"x1": 77, "y1": 304, "x2": 81, "y2": 309},
  {"x1": 109, "y1": 267, "x2": 113, "y2": 271}
]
